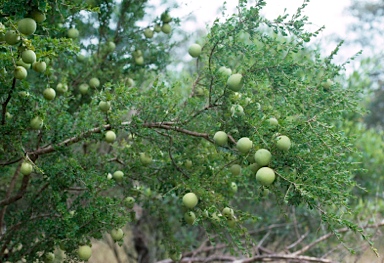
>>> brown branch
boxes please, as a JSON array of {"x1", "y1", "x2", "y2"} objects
[
  {"x1": 0, "y1": 174, "x2": 31, "y2": 207},
  {"x1": 1, "y1": 78, "x2": 17, "y2": 125}
]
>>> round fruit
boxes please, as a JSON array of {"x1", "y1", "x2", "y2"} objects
[
  {"x1": 227, "y1": 73, "x2": 243, "y2": 91},
  {"x1": 254, "y1": 149, "x2": 272, "y2": 166},
  {"x1": 79, "y1": 84, "x2": 89, "y2": 94},
  {"x1": 44, "y1": 252, "x2": 55, "y2": 263},
  {"x1": 113, "y1": 170, "x2": 124, "y2": 182},
  {"x1": 230, "y1": 182, "x2": 237, "y2": 193},
  {"x1": 30, "y1": 116, "x2": 43, "y2": 130},
  {"x1": 236, "y1": 137, "x2": 253, "y2": 154},
  {"x1": 43, "y1": 88, "x2": 56, "y2": 101},
  {"x1": 20, "y1": 162, "x2": 33, "y2": 175},
  {"x1": 30, "y1": 10, "x2": 46, "y2": 23},
  {"x1": 16, "y1": 59, "x2": 31, "y2": 69},
  {"x1": 230, "y1": 164, "x2": 241, "y2": 176},
  {"x1": 249, "y1": 163, "x2": 261, "y2": 173},
  {"x1": 139, "y1": 153, "x2": 152, "y2": 166},
  {"x1": 67, "y1": 28, "x2": 79, "y2": 38},
  {"x1": 78, "y1": 245, "x2": 92, "y2": 261},
  {"x1": 144, "y1": 28, "x2": 154, "y2": 38},
  {"x1": 18, "y1": 18, "x2": 37, "y2": 35},
  {"x1": 161, "y1": 23, "x2": 172, "y2": 34},
  {"x1": 269, "y1": 117, "x2": 278, "y2": 127},
  {"x1": 22, "y1": 50, "x2": 36, "y2": 64},
  {"x1": 32, "y1": 61, "x2": 47, "y2": 73},
  {"x1": 323, "y1": 79, "x2": 333, "y2": 90},
  {"x1": 105, "y1": 130, "x2": 116, "y2": 143},
  {"x1": 123, "y1": 197, "x2": 135, "y2": 208},
  {"x1": 188, "y1": 44, "x2": 202, "y2": 58},
  {"x1": 261, "y1": 188, "x2": 270, "y2": 197},
  {"x1": 222, "y1": 207, "x2": 234, "y2": 218},
  {"x1": 184, "y1": 211, "x2": 196, "y2": 225},
  {"x1": 218, "y1": 66, "x2": 232, "y2": 76},
  {"x1": 182, "y1": 193, "x2": 198, "y2": 209},
  {"x1": 133, "y1": 50, "x2": 142, "y2": 58},
  {"x1": 89, "y1": 77, "x2": 100, "y2": 88},
  {"x1": 56, "y1": 83, "x2": 68, "y2": 93},
  {"x1": 106, "y1": 41, "x2": 116, "y2": 52},
  {"x1": 169, "y1": 251, "x2": 182, "y2": 261},
  {"x1": 213, "y1": 131, "x2": 228, "y2": 146},
  {"x1": 14, "y1": 66, "x2": 27, "y2": 80},
  {"x1": 99, "y1": 101, "x2": 111, "y2": 112},
  {"x1": 5, "y1": 30, "x2": 20, "y2": 45},
  {"x1": 276, "y1": 135, "x2": 291, "y2": 151},
  {"x1": 184, "y1": 160, "x2": 192, "y2": 169},
  {"x1": 154, "y1": 24, "x2": 161, "y2": 33},
  {"x1": 135, "y1": 56, "x2": 144, "y2": 65},
  {"x1": 110, "y1": 228, "x2": 124, "y2": 241},
  {"x1": 256, "y1": 167, "x2": 276, "y2": 186},
  {"x1": 161, "y1": 12, "x2": 172, "y2": 23},
  {"x1": 230, "y1": 104, "x2": 244, "y2": 116}
]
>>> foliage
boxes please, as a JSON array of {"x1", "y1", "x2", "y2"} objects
[{"x1": 0, "y1": 0, "x2": 376, "y2": 262}]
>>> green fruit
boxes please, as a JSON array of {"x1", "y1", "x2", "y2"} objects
[
  {"x1": 79, "y1": 84, "x2": 89, "y2": 94},
  {"x1": 144, "y1": 28, "x2": 154, "y2": 38},
  {"x1": 77, "y1": 54, "x2": 86, "y2": 62},
  {"x1": 133, "y1": 50, "x2": 142, "y2": 58},
  {"x1": 5, "y1": 30, "x2": 20, "y2": 45},
  {"x1": 123, "y1": 197, "x2": 135, "y2": 208},
  {"x1": 18, "y1": 18, "x2": 37, "y2": 35},
  {"x1": 99, "y1": 101, "x2": 111, "y2": 112},
  {"x1": 184, "y1": 211, "x2": 196, "y2": 225},
  {"x1": 110, "y1": 228, "x2": 124, "y2": 241},
  {"x1": 22, "y1": 50, "x2": 36, "y2": 64},
  {"x1": 44, "y1": 252, "x2": 55, "y2": 263},
  {"x1": 213, "y1": 131, "x2": 228, "y2": 146},
  {"x1": 161, "y1": 12, "x2": 172, "y2": 23},
  {"x1": 323, "y1": 79, "x2": 333, "y2": 90},
  {"x1": 211, "y1": 212, "x2": 222, "y2": 222},
  {"x1": 182, "y1": 193, "x2": 198, "y2": 209},
  {"x1": 256, "y1": 167, "x2": 276, "y2": 186},
  {"x1": 169, "y1": 251, "x2": 182, "y2": 262},
  {"x1": 236, "y1": 137, "x2": 253, "y2": 154},
  {"x1": 261, "y1": 188, "x2": 270, "y2": 197},
  {"x1": 218, "y1": 66, "x2": 232, "y2": 76},
  {"x1": 32, "y1": 61, "x2": 47, "y2": 73},
  {"x1": 89, "y1": 77, "x2": 100, "y2": 88},
  {"x1": 20, "y1": 162, "x2": 33, "y2": 175},
  {"x1": 67, "y1": 28, "x2": 79, "y2": 38},
  {"x1": 78, "y1": 245, "x2": 92, "y2": 261},
  {"x1": 230, "y1": 104, "x2": 244, "y2": 116},
  {"x1": 56, "y1": 83, "x2": 68, "y2": 94},
  {"x1": 14, "y1": 66, "x2": 28, "y2": 80},
  {"x1": 222, "y1": 207, "x2": 234, "y2": 218},
  {"x1": 268, "y1": 117, "x2": 278, "y2": 127},
  {"x1": 113, "y1": 170, "x2": 124, "y2": 182},
  {"x1": 230, "y1": 182, "x2": 237, "y2": 193},
  {"x1": 154, "y1": 24, "x2": 161, "y2": 33},
  {"x1": 16, "y1": 59, "x2": 31, "y2": 69},
  {"x1": 135, "y1": 56, "x2": 144, "y2": 65},
  {"x1": 249, "y1": 163, "x2": 261, "y2": 173},
  {"x1": 43, "y1": 88, "x2": 56, "y2": 101},
  {"x1": 105, "y1": 130, "x2": 116, "y2": 143},
  {"x1": 227, "y1": 73, "x2": 243, "y2": 91},
  {"x1": 230, "y1": 164, "x2": 241, "y2": 176},
  {"x1": 276, "y1": 135, "x2": 291, "y2": 151},
  {"x1": 30, "y1": 10, "x2": 46, "y2": 23},
  {"x1": 184, "y1": 160, "x2": 192, "y2": 169},
  {"x1": 227, "y1": 217, "x2": 237, "y2": 228},
  {"x1": 161, "y1": 23, "x2": 172, "y2": 34},
  {"x1": 188, "y1": 44, "x2": 202, "y2": 58},
  {"x1": 106, "y1": 41, "x2": 116, "y2": 52},
  {"x1": 30, "y1": 116, "x2": 43, "y2": 130},
  {"x1": 254, "y1": 149, "x2": 271, "y2": 166},
  {"x1": 139, "y1": 153, "x2": 152, "y2": 166}
]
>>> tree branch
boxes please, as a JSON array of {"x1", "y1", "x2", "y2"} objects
[{"x1": 1, "y1": 78, "x2": 17, "y2": 125}]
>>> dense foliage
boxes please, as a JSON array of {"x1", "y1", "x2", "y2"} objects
[{"x1": 0, "y1": 0, "x2": 380, "y2": 262}]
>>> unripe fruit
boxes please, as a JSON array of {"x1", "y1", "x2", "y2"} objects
[
  {"x1": 30, "y1": 116, "x2": 43, "y2": 130},
  {"x1": 113, "y1": 170, "x2": 124, "y2": 182},
  {"x1": 135, "y1": 56, "x2": 144, "y2": 65},
  {"x1": 5, "y1": 30, "x2": 20, "y2": 45},
  {"x1": 16, "y1": 59, "x2": 31, "y2": 69},
  {"x1": 184, "y1": 160, "x2": 192, "y2": 169},
  {"x1": 188, "y1": 44, "x2": 202, "y2": 58},
  {"x1": 123, "y1": 197, "x2": 135, "y2": 208},
  {"x1": 67, "y1": 28, "x2": 79, "y2": 39},
  {"x1": 106, "y1": 41, "x2": 116, "y2": 52},
  {"x1": 22, "y1": 50, "x2": 36, "y2": 64},
  {"x1": 154, "y1": 24, "x2": 161, "y2": 33},
  {"x1": 227, "y1": 73, "x2": 243, "y2": 91},
  {"x1": 30, "y1": 10, "x2": 46, "y2": 23},
  {"x1": 256, "y1": 167, "x2": 276, "y2": 186},
  {"x1": 56, "y1": 83, "x2": 68, "y2": 94},
  {"x1": 32, "y1": 61, "x2": 46, "y2": 73},
  {"x1": 268, "y1": 117, "x2": 278, "y2": 127},
  {"x1": 14, "y1": 66, "x2": 28, "y2": 80},
  {"x1": 276, "y1": 135, "x2": 291, "y2": 151},
  {"x1": 227, "y1": 217, "x2": 237, "y2": 228},
  {"x1": 254, "y1": 149, "x2": 272, "y2": 166},
  {"x1": 249, "y1": 163, "x2": 261, "y2": 173},
  {"x1": 89, "y1": 77, "x2": 100, "y2": 88},
  {"x1": 218, "y1": 66, "x2": 232, "y2": 76},
  {"x1": 17, "y1": 18, "x2": 37, "y2": 35},
  {"x1": 222, "y1": 207, "x2": 234, "y2": 218},
  {"x1": 144, "y1": 28, "x2": 154, "y2": 38},
  {"x1": 44, "y1": 252, "x2": 55, "y2": 263},
  {"x1": 43, "y1": 88, "x2": 56, "y2": 101},
  {"x1": 236, "y1": 137, "x2": 253, "y2": 154},
  {"x1": 99, "y1": 101, "x2": 111, "y2": 112},
  {"x1": 20, "y1": 162, "x2": 33, "y2": 175},
  {"x1": 78, "y1": 245, "x2": 92, "y2": 261},
  {"x1": 105, "y1": 130, "x2": 116, "y2": 143},
  {"x1": 230, "y1": 104, "x2": 244, "y2": 116},
  {"x1": 169, "y1": 251, "x2": 182, "y2": 262},
  {"x1": 79, "y1": 84, "x2": 89, "y2": 94},
  {"x1": 213, "y1": 131, "x2": 228, "y2": 146},
  {"x1": 139, "y1": 153, "x2": 152, "y2": 166},
  {"x1": 110, "y1": 228, "x2": 124, "y2": 241},
  {"x1": 182, "y1": 193, "x2": 198, "y2": 209},
  {"x1": 161, "y1": 12, "x2": 172, "y2": 23},
  {"x1": 230, "y1": 182, "x2": 238, "y2": 193},
  {"x1": 230, "y1": 164, "x2": 241, "y2": 176},
  {"x1": 184, "y1": 211, "x2": 196, "y2": 225},
  {"x1": 161, "y1": 23, "x2": 172, "y2": 34}
]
